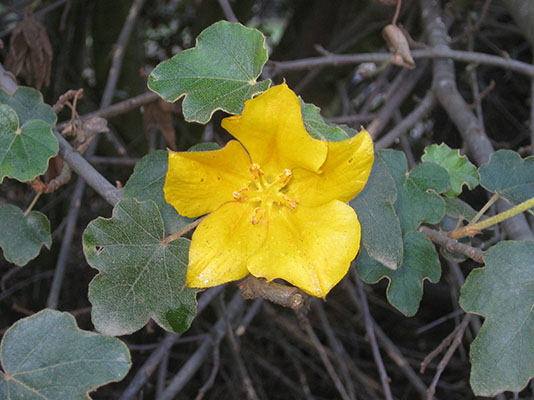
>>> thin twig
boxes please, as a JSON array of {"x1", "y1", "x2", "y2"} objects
[
  {"x1": 217, "y1": 0, "x2": 238, "y2": 22},
  {"x1": 239, "y1": 275, "x2": 307, "y2": 310},
  {"x1": 426, "y1": 315, "x2": 472, "y2": 400},
  {"x1": 391, "y1": 0, "x2": 402, "y2": 26},
  {"x1": 302, "y1": 318, "x2": 352, "y2": 400},
  {"x1": 269, "y1": 47, "x2": 534, "y2": 78},
  {"x1": 451, "y1": 0, "x2": 492, "y2": 44},
  {"x1": 162, "y1": 217, "x2": 205, "y2": 244},
  {"x1": 354, "y1": 274, "x2": 394, "y2": 400},
  {"x1": 119, "y1": 286, "x2": 224, "y2": 400},
  {"x1": 194, "y1": 343, "x2": 220, "y2": 400},
  {"x1": 419, "y1": 226, "x2": 484, "y2": 263},
  {"x1": 158, "y1": 293, "x2": 245, "y2": 400}
]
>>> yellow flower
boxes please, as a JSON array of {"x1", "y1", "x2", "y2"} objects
[{"x1": 164, "y1": 83, "x2": 374, "y2": 298}]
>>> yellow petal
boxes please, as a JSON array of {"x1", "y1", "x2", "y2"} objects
[
  {"x1": 288, "y1": 129, "x2": 374, "y2": 207},
  {"x1": 221, "y1": 83, "x2": 328, "y2": 175},
  {"x1": 164, "y1": 140, "x2": 251, "y2": 218},
  {"x1": 187, "y1": 201, "x2": 268, "y2": 288},
  {"x1": 246, "y1": 201, "x2": 361, "y2": 298}
]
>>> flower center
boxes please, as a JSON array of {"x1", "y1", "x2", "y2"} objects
[{"x1": 233, "y1": 163, "x2": 298, "y2": 224}]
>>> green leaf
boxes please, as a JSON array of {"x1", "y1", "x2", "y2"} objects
[
  {"x1": 0, "y1": 204, "x2": 51, "y2": 266},
  {"x1": 443, "y1": 196, "x2": 479, "y2": 222},
  {"x1": 123, "y1": 150, "x2": 192, "y2": 235},
  {"x1": 83, "y1": 198, "x2": 197, "y2": 336},
  {"x1": 0, "y1": 104, "x2": 58, "y2": 183},
  {"x1": 300, "y1": 100, "x2": 349, "y2": 142},
  {"x1": 188, "y1": 142, "x2": 221, "y2": 152},
  {"x1": 0, "y1": 86, "x2": 56, "y2": 127},
  {"x1": 0, "y1": 309, "x2": 130, "y2": 400},
  {"x1": 460, "y1": 241, "x2": 534, "y2": 396},
  {"x1": 479, "y1": 149, "x2": 534, "y2": 205},
  {"x1": 351, "y1": 152, "x2": 403, "y2": 270},
  {"x1": 422, "y1": 143, "x2": 479, "y2": 197},
  {"x1": 357, "y1": 231, "x2": 441, "y2": 316},
  {"x1": 148, "y1": 21, "x2": 271, "y2": 123},
  {"x1": 381, "y1": 150, "x2": 446, "y2": 234}
]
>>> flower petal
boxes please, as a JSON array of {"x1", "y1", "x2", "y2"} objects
[
  {"x1": 164, "y1": 140, "x2": 251, "y2": 218},
  {"x1": 246, "y1": 201, "x2": 361, "y2": 297},
  {"x1": 221, "y1": 83, "x2": 328, "y2": 175},
  {"x1": 187, "y1": 202, "x2": 267, "y2": 288},
  {"x1": 288, "y1": 129, "x2": 374, "y2": 207}
]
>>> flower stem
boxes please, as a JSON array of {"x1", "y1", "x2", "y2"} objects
[
  {"x1": 161, "y1": 216, "x2": 205, "y2": 245},
  {"x1": 469, "y1": 193, "x2": 499, "y2": 225},
  {"x1": 450, "y1": 195, "x2": 534, "y2": 239},
  {"x1": 24, "y1": 191, "x2": 42, "y2": 216}
]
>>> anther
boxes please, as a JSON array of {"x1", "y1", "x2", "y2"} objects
[
  {"x1": 249, "y1": 163, "x2": 264, "y2": 180},
  {"x1": 251, "y1": 207, "x2": 264, "y2": 224},
  {"x1": 233, "y1": 187, "x2": 248, "y2": 201}
]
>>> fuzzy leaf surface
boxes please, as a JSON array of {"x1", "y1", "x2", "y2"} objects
[
  {"x1": 123, "y1": 150, "x2": 192, "y2": 235},
  {"x1": 351, "y1": 151, "x2": 403, "y2": 270},
  {"x1": 83, "y1": 198, "x2": 197, "y2": 336},
  {"x1": 0, "y1": 104, "x2": 58, "y2": 183},
  {"x1": 0, "y1": 204, "x2": 51, "y2": 266},
  {"x1": 357, "y1": 231, "x2": 441, "y2": 316},
  {"x1": 479, "y1": 150, "x2": 534, "y2": 205},
  {"x1": 0, "y1": 309, "x2": 130, "y2": 400},
  {"x1": 422, "y1": 143, "x2": 479, "y2": 197},
  {"x1": 300, "y1": 100, "x2": 350, "y2": 142},
  {"x1": 460, "y1": 241, "x2": 534, "y2": 396},
  {"x1": 0, "y1": 86, "x2": 56, "y2": 126},
  {"x1": 148, "y1": 21, "x2": 271, "y2": 123}
]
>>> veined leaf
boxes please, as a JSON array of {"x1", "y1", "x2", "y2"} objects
[
  {"x1": 83, "y1": 198, "x2": 198, "y2": 336},
  {"x1": 351, "y1": 151, "x2": 403, "y2": 270},
  {"x1": 300, "y1": 99, "x2": 350, "y2": 142},
  {"x1": 0, "y1": 309, "x2": 130, "y2": 400},
  {"x1": 148, "y1": 21, "x2": 271, "y2": 124},
  {"x1": 123, "y1": 150, "x2": 192, "y2": 235},
  {"x1": 422, "y1": 143, "x2": 479, "y2": 197},
  {"x1": 0, "y1": 204, "x2": 51, "y2": 266},
  {"x1": 479, "y1": 150, "x2": 534, "y2": 205},
  {"x1": 460, "y1": 241, "x2": 534, "y2": 396},
  {"x1": 0, "y1": 86, "x2": 56, "y2": 127},
  {"x1": 0, "y1": 104, "x2": 58, "y2": 183}
]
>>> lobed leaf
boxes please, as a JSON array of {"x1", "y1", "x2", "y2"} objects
[
  {"x1": 148, "y1": 21, "x2": 271, "y2": 124},
  {"x1": 0, "y1": 204, "x2": 51, "y2": 266},
  {"x1": 357, "y1": 231, "x2": 441, "y2": 316},
  {"x1": 479, "y1": 149, "x2": 534, "y2": 205},
  {"x1": 351, "y1": 151, "x2": 403, "y2": 270},
  {"x1": 0, "y1": 309, "x2": 131, "y2": 400},
  {"x1": 0, "y1": 86, "x2": 56, "y2": 127},
  {"x1": 123, "y1": 150, "x2": 192, "y2": 235},
  {"x1": 460, "y1": 241, "x2": 534, "y2": 396},
  {"x1": 422, "y1": 143, "x2": 479, "y2": 197},
  {"x1": 83, "y1": 198, "x2": 197, "y2": 336},
  {"x1": 0, "y1": 104, "x2": 58, "y2": 183}
]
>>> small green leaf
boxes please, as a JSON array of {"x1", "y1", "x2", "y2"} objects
[
  {"x1": 460, "y1": 241, "x2": 534, "y2": 396},
  {"x1": 83, "y1": 198, "x2": 197, "y2": 336},
  {"x1": 0, "y1": 204, "x2": 51, "y2": 266},
  {"x1": 351, "y1": 152, "x2": 403, "y2": 270},
  {"x1": 188, "y1": 142, "x2": 221, "y2": 152},
  {"x1": 479, "y1": 150, "x2": 534, "y2": 205},
  {"x1": 443, "y1": 196, "x2": 479, "y2": 221},
  {"x1": 422, "y1": 143, "x2": 479, "y2": 197},
  {"x1": 123, "y1": 150, "x2": 192, "y2": 235},
  {"x1": 0, "y1": 309, "x2": 131, "y2": 400},
  {"x1": 357, "y1": 231, "x2": 441, "y2": 316},
  {"x1": 0, "y1": 86, "x2": 56, "y2": 127},
  {"x1": 148, "y1": 21, "x2": 271, "y2": 123},
  {"x1": 0, "y1": 105, "x2": 58, "y2": 183},
  {"x1": 300, "y1": 100, "x2": 349, "y2": 142},
  {"x1": 381, "y1": 150, "x2": 446, "y2": 234}
]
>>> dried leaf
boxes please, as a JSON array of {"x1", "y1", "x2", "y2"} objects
[
  {"x1": 143, "y1": 99, "x2": 177, "y2": 150},
  {"x1": 382, "y1": 24, "x2": 415, "y2": 69},
  {"x1": 5, "y1": 10, "x2": 53, "y2": 90}
]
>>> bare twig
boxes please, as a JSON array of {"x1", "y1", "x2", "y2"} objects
[
  {"x1": 194, "y1": 343, "x2": 220, "y2": 400},
  {"x1": 420, "y1": 0, "x2": 533, "y2": 241},
  {"x1": 302, "y1": 318, "x2": 352, "y2": 400},
  {"x1": 217, "y1": 0, "x2": 238, "y2": 22},
  {"x1": 452, "y1": 0, "x2": 492, "y2": 43},
  {"x1": 269, "y1": 47, "x2": 534, "y2": 78},
  {"x1": 162, "y1": 217, "x2": 205, "y2": 244},
  {"x1": 158, "y1": 293, "x2": 245, "y2": 400},
  {"x1": 354, "y1": 274, "x2": 394, "y2": 400},
  {"x1": 419, "y1": 226, "x2": 484, "y2": 263},
  {"x1": 239, "y1": 275, "x2": 307, "y2": 310},
  {"x1": 119, "y1": 286, "x2": 224, "y2": 400},
  {"x1": 426, "y1": 315, "x2": 472, "y2": 400}
]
